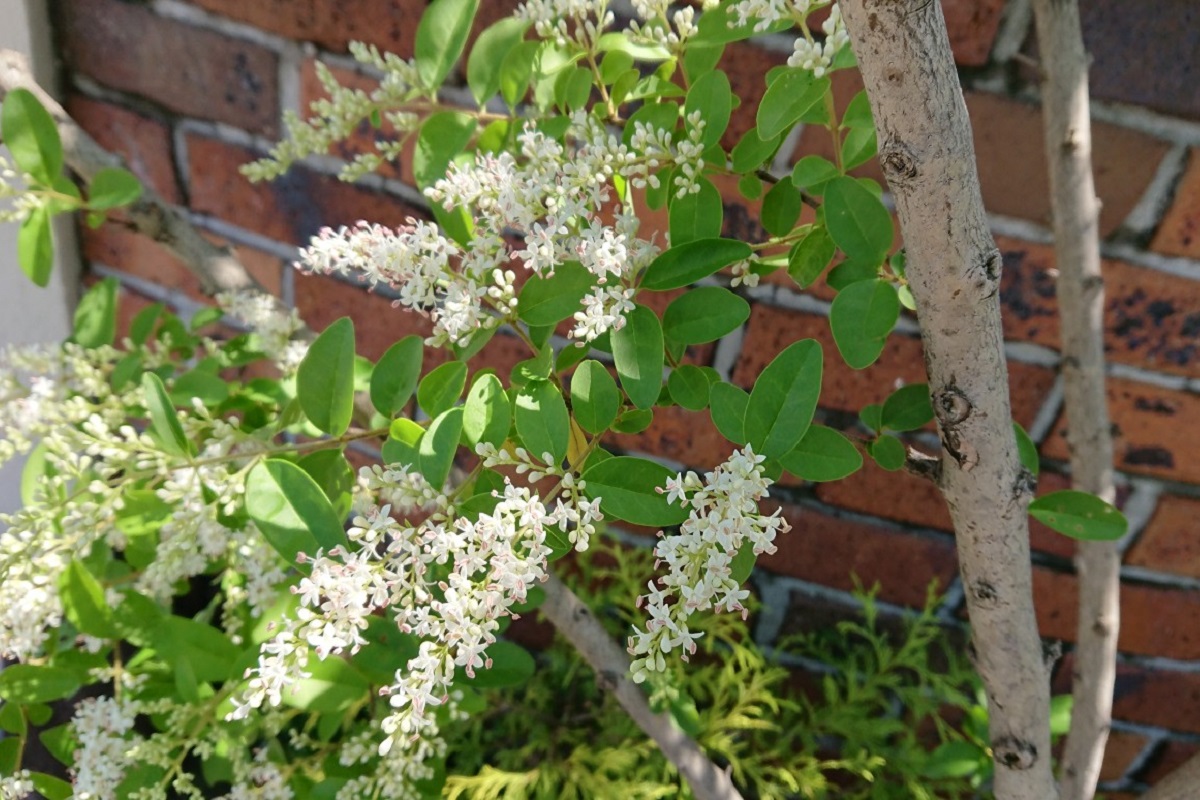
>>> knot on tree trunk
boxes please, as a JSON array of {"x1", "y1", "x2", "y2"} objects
[
  {"x1": 993, "y1": 736, "x2": 1039, "y2": 771},
  {"x1": 880, "y1": 140, "x2": 918, "y2": 186}
]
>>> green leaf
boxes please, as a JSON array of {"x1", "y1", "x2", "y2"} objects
[
  {"x1": 922, "y1": 741, "x2": 986, "y2": 779},
  {"x1": 778, "y1": 425, "x2": 862, "y2": 482},
  {"x1": 731, "y1": 126, "x2": 782, "y2": 174},
  {"x1": 415, "y1": 0, "x2": 480, "y2": 89},
  {"x1": 87, "y1": 167, "x2": 142, "y2": 210},
  {"x1": 17, "y1": 208, "x2": 53, "y2": 287},
  {"x1": 641, "y1": 238, "x2": 752, "y2": 291},
  {"x1": 298, "y1": 317, "x2": 356, "y2": 436},
  {"x1": 58, "y1": 560, "x2": 117, "y2": 639},
  {"x1": 860, "y1": 403, "x2": 884, "y2": 433},
  {"x1": 461, "y1": 640, "x2": 536, "y2": 688},
  {"x1": 419, "y1": 407, "x2": 464, "y2": 488},
  {"x1": 730, "y1": 544, "x2": 757, "y2": 583},
  {"x1": 169, "y1": 368, "x2": 230, "y2": 407},
  {"x1": 0, "y1": 665, "x2": 79, "y2": 704},
  {"x1": 112, "y1": 590, "x2": 165, "y2": 648},
  {"x1": 417, "y1": 360, "x2": 468, "y2": 418},
  {"x1": 1050, "y1": 694, "x2": 1074, "y2": 736},
  {"x1": 161, "y1": 616, "x2": 241, "y2": 682},
  {"x1": 1014, "y1": 422, "x2": 1040, "y2": 477},
  {"x1": 830, "y1": 279, "x2": 899, "y2": 369},
  {"x1": 370, "y1": 336, "x2": 423, "y2": 416},
  {"x1": 73, "y1": 276, "x2": 119, "y2": 348},
  {"x1": 557, "y1": 66, "x2": 593, "y2": 113},
  {"x1": 756, "y1": 69, "x2": 829, "y2": 139},
  {"x1": 662, "y1": 286, "x2": 749, "y2": 345},
  {"x1": 1029, "y1": 491, "x2": 1128, "y2": 542},
  {"x1": 870, "y1": 435, "x2": 906, "y2": 471},
  {"x1": 128, "y1": 302, "x2": 164, "y2": 346},
  {"x1": 297, "y1": 449, "x2": 355, "y2": 518},
  {"x1": 611, "y1": 304, "x2": 664, "y2": 410},
  {"x1": 246, "y1": 459, "x2": 348, "y2": 566},
  {"x1": 515, "y1": 380, "x2": 570, "y2": 465},
  {"x1": 384, "y1": 417, "x2": 424, "y2": 467},
  {"x1": 464, "y1": 373, "x2": 511, "y2": 447},
  {"x1": 744, "y1": 340, "x2": 822, "y2": 458},
  {"x1": 668, "y1": 365, "x2": 713, "y2": 411},
  {"x1": 517, "y1": 261, "x2": 595, "y2": 325},
  {"x1": 29, "y1": 773, "x2": 73, "y2": 800},
  {"x1": 142, "y1": 372, "x2": 192, "y2": 457},
  {"x1": 791, "y1": 155, "x2": 839, "y2": 193},
  {"x1": 415, "y1": 111, "x2": 477, "y2": 194},
  {"x1": 467, "y1": 16, "x2": 530, "y2": 105},
  {"x1": 500, "y1": 40, "x2": 540, "y2": 109},
  {"x1": 570, "y1": 360, "x2": 620, "y2": 435},
  {"x1": 623, "y1": 101, "x2": 680, "y2": 147},
  {"x1": 761, "y1": 179, "x2": 804, "y2": 237},
  {"x1": 841, "y1": 125, "x2": 878, "y2": 171},
  {"x1": 843, "y1": 90, "x2": 874, "y2": 129},
  {"x1": 612, "y1": 407, "x2": 653, "y2": 434},
  {"x1": 787, "y1": 227, "x2": 836, "y2": 289},
  {"x1": 709, "y1": 381, "x2": 749, "y2": 445},
  {"x1": 823, "y1": 176, "x2": 894, "y2": 265},
  {"x1": 1, "y1": 88, "x2": 63, "y2": 182},
  {"x1": 881, "y1": 383, "x2": 933, "y2": 432},
  {"x1": 284, "y1": 657, "x2": 370, "y2": 713},
  {"x1": 684, "y1": 69, "x2": 732, "y2": 148},
  {"x1": 669, "y1": 176, "x2": 722, "y2": 245},
  {"x1": 582, "y1": 456, "x2": 689, "y2": 527}
]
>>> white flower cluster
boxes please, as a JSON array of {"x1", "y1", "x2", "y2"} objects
[
  {"x1": 0, "y1": 772, "x2": 33, "y2": 800},
  {"x1": 72, "y1": 696, "x2": 139, "y2": 800},
  {"x1": 628, "y1": 0, "x2": 719, "y2": 51},
  {"x1": 788, "y1": 4, "x2": 849, "y2": 77},
  {"x1": 628, "y1": 447, "x2": 790, "y2": 683},
  {"x1": 516, "y1": 0, "x2": 615, "y2": 48},
  {"x1": 216, "y1": 290, "x2": 308, "y2": 371},
  {"x1": 0, "y1": 154, "x2": 46, "y2": 224},
  {"x1": 731, "y1": 0, "x2": 821, "y2": 31}
]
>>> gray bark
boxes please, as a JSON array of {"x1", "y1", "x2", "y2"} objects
[
  {"x1": 1030, "y1": 2, "x2": 1119, "y2": 798},
  {"x1": 839, "y1": 3, "x2": 1056, "y2": 798}
]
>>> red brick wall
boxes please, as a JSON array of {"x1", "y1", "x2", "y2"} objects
[{"x1": 51, "y1": 1, "x2": 1200, "y2": 792}]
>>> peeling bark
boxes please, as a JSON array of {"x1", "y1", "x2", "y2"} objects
[
  {"x1": 839, "y1": 3, "x2": 1056, "y2": 798},
  {"x1": 1029, "y1": 2, "x2": 1120, "y2": 798}
]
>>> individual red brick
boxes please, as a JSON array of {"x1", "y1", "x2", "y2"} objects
[
  {"x1": 1140, "y1": 740, "x2": 1200, "y2": 786},
  {"x1": 765, "y1": 505, "x2": 959, "y2": 608},
  {"x1": 998, "y1": 236, "x2": 1200, "y2": 377},
  {"x1": 1099, "y1": 730, "x2": 1151, "y2": 783},
  {"x1": 65, "y1": 95, "x2": 181, "y2": 204},
  {"x1": 732, "y1": 305, "x2": 1055, "y2": 428},
  {"x1": 60, "y1": 0, "x2": 279, "y2": 136},
  {"x1": 81, "y1": 224, "x2": 283, "y2": 301},
  {"x1": 1126, "y1": 495, "x2": 1200, "y2": 580},
  {"x1": 186, "y1": 135, "x2": 428, "y2": 245},
  {"x1": 967, "y1": 93, "x2": 1170, "y2": 237},
  {"x1": 1033, "y1": 567, "x2": 1200, "y2": 661},
  {"x1": 1043, "y1": 378, "x2": 1200, "y2": 485},
  {"x1": 1152, "y1": 149, "x2": 1200, "y2": 259}
]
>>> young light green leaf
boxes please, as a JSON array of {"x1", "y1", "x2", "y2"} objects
[
  {"x1": 17, "y1": 208, "x2": 53, "y2": 287},
  {"x1": 756, "y1": 69, "x2": 829, "y2": 139},
  {"x1": 922, "y1": 741, "x2": 986, "y2": 779},
  {"x1": 787, "y1": 226, "x2": 836, "y2": 289},
  {"x1": 464, "y1": 373, "x2": 511, "y2": 447},
  {"x1": 881, "y1": 383, "x2": 933, "y2": 432},
  {"x1": 1014, "y1": 422, "x2": 1040, "y2": 477},
  {"x1": 684, "y1": 69, "x2": 732, "y2": 148},
  {"x1": 467, "y1": 16, "x2": 530, "y2": 105},
  {"x1": 778, "y1": 425, "x2": 863, "y2": 482},
  {"x1": 415, "y1": 0, "x2": 481, "y2": 89},
  {"x1": 0, "y1": 665, "x2": 80, "y2": 704},
  {"x1": 419, "y1": 407, "x2": 464, "y2": 488},
  {"x1": 824, "y1": 176, "x2": 894, "y2": 266},
  {"x1": 371, "y1": 335, "x2": 423, "y2": 416},
  {"x1": 515, "y1": 380, "x2": 570, "y2": 465},
  {"x1": 414, "y1": 111, "x2": 478, "y2": 190},
  {"x1": 417, "y1": 360, "x2": 468, "y2": 418},
  {"x1": 87, "y1": 167, "x2": 143, "y2": 210},
  {"x1": 383, "y1": 417, "x2": 423, "y2": 467},
  {"x1": 245, "y1": 459, "x2": 348, "y2": 567},
  {"x1": 582, "y1": 456, "x2": 689, "y2": 527},
  {"x1": 72, "y1": 275, "x2": 118, "y2": 348},
  {"x1": 1029, "y1": 490, "x2": 1127, "y2": 541},
  {"x1": 830, "y1": 279, "x2": 899, "y2": 369},
  {"x1": 283, "y1": 657, "x2": 370, "y2": 713},
  {"x1": 517, "y1": 261, "x2": 595, "y2": 325},
  {"x1": 641, "y1": 238, "x2": 752, "y2": 291},
  {"x1": 142, "y1": 372, "x2": 192, "y2": 458},
  {"x1": 297, "y1": 317, "x2": 356, "y2": 436},
  {"x1": 58, "y1": 560, "x2": 117, "y2": 639},
  {"x1": 709, "y1": 381, "x2": 749, "y2": 445},
  {"x1": 1, "y1": 88, "x2": 63, "y2": 182},
  {"x1": 761, "y1": 179, "x2": 803, "y2": 237},
  {"x1": 570, "y1": 360, "x2": 620, "y2": 435},
  {"x1": 611, "y1": 304, "x2": 664, "y2": 410},
  {"x1": 160, "y1": 616, "x2": 241, "y2": 683},
  {"x1": 744, "y1": 339, "x2": 822, "y2": 458},
  {"x1": 662, "y1": 286, "x2": 750, "y2": 345},
  {"x1": 668, "y1": 176, "x2": 722, "y2": 245}
]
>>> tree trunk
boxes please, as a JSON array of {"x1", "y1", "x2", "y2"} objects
[
  {"x1": 838, "y1": 3, "x2": 1057, "y2": 798},
  {"x1": 1030, "y1": 2, "x2": 1119, "y2": 798}
]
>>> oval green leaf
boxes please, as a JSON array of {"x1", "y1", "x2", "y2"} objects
[
  {"x1": 417, "y1": 360, "x2": 468, "y2": 418},
  {"x1": 1, "y1": 88, "x2": 63, "y2": 182},
  {"x1": 824, "y1": 176, "x2": 894, "y2": 266},
  {"x1": 88, "y1": 167, "x2": 143, "y2": 210},
  {"x1": 881, "y1": 383, "x2": 933, "y2": 432},
  {"x1": 778, "y1": 425, "x2": 863, "y2": 482},
  {"x1": 517, "y1": 261, "x2": 595, "y2": 325},
  {"x1": 787, "y1": 226, "x2": 836, "y2": 289},
  {"x1": 611, "y1": 304, "x2": 664, "y2": 410},
  {"x1": 662, "y1": 286, "x2": 750, "y2": 345},
  {"x1": 419, "y1": 407, "x2": 464, "y2": 488},
  {"x1": 582, "y1": 456, "x2": 689, "y2": 527},
  {"x1": 709, "y1": 381, "x2": 749, "y2": 445},
  {"x1": 142, "y1": 372, "x2": 192, "y2": 458},
  {"x1": 830, "y1": 279, "x2": 899, "y2": 370},
  {"x1": 667, "y1": 365, "x2": 712, "y2": 411},
  {"x1": 684, "y1": 69, "x2": 732, "y2": 148},
  {"x1": 1029, "y1": 490, "x2": 1128, "y2": 542},
  {"x1": 668, "y1": 176, "x2": 722, "y2": 246},
  {"x1": 570, "y1": 360, "x2": 620, "y2": 435},
  {"x1": 415, "y1": 0, "x2": 481, "y2": 90},
  {"x1": 467, "y1": 16, "x2": 530, "y2": 105},
  {"x1": 464, "y1": 373, "x2": 511, "y2": 447},
  {"x1": 641, "y1": 239, "x2": 753, "y2": 291},
  {"x1": 371, "y1": 335, "x2": 423, "y2": 416},
  {"x1": 515, "y1": 380, "x2": 570, "y2": 465},
  {"x1": 0, "y1": 665, "x2": 80, "y2": 704},
  {"x1": 17, "y1": 208, "x2": 53, "y2": 287},
  {"x1": 756, "y1": 69, "x2": 829, "y2": 139},
  {"x1": 744, "y1": 339, "x2": 822, "y2": 458},
  {"x1": 298, "y1": 317, "x2": 356, "y2": 436},
  {"x1": 246, "y1": 459, "x2": 348, "y2": 566}
]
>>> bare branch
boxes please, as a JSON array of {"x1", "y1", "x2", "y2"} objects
[
  {"x1": 1030, "y1": 3, "x2": 1120, "y2": 798},
  {"x1": 839, "y1": 2, "x2": 1057, "y2": 798},
  {"x1": 540, "y1": 573, "x2": 743, "y2": 800}
]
